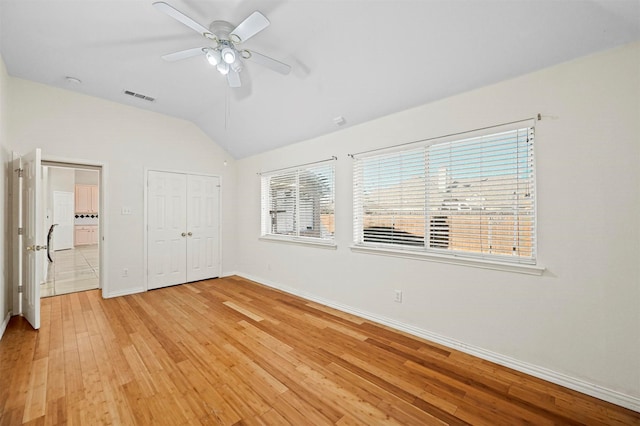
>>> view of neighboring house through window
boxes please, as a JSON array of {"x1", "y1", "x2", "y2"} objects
[
  {"x1": 353, "y1": 123, "x2": 536, "y2": 264},
  {"x1": 261, "y1": 160, "x2": 335, "y2": 242}
]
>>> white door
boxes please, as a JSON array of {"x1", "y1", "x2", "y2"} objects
[
  {"x1": 147, "y1": 171, "x2": 187, "y2": 290},
  {"x1": 53, "y1": 191, "x2": 74, "y2": 250},
  {"x1": 22, "y1": 149, "x2": 44, "y2": 329},
  {"x1": 186, "y1": 175, "x2": 220, "y2": 282}
]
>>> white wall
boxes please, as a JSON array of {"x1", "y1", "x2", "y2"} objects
[
  {"x1": 75, "y1": 169, "x2": 99, "y2": 185},
  {"x1": 235, "y1": 42, "x2": 640, "y2": 406},
  {"x1": 48, "y1": 167, "x2": 74, "y2": 193},
  {"x1": 7, "y1": 78, "x2": 237, "y2": 298},
  {"x1": 0, "y1": 55, "x2": 10, "y2": 334}
]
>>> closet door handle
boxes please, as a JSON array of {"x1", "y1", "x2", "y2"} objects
[
  {"x1": 187, "y1": 232, "x2": 193, "y2": 237},
  {"x1": 181, "y1": 232, "x2": 187, "y2": 237}
]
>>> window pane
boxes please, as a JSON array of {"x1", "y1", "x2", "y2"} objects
[
  {"x1": 261, "y1": 161, "x2": 335, "y2": 242},
  {"x1": 298, "y1": 164, "x2": 335, "y2": 239},
  {"x1": 268, "y1": 172, "x2": 296, "y2": 236},
  {"x1": 426, "y1": 128, "x2": 535, "y2": 260},
  {"x1": 358, "y1": 148, "x2": 425, "y2": 246},
  {"x1": 354, "y1": 126, "x2": 535, "y2": 264}
]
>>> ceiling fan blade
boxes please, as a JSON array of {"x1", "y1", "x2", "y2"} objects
[
  {"x1": 161, "y1": 47, "x2": 205, "y2": 62},
  {"x1": 227, "y1": 69, "x2": 242, "y2": 88},
  {"x1": 230, "y1": 11, "x2": 270, "y2": 43},
  {"x1": 153, "y1": 2, "x2": 212, "y2": 38},
  {"x1": 245, "y1": 50, "x2": 291, "y2": 75}
]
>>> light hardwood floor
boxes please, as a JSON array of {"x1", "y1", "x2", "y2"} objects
[{"x1": 1, "y1": 276, "x2": 638, "y2": 425}]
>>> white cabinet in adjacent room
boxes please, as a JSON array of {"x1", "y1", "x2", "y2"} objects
[{"x1": 147, "y1": 171, "x2": 220, "y2": 290}]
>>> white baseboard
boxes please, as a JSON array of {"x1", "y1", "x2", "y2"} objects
[
  {"x1": 0, "y1": 311, "x2": 11, "y2": 341},
  {"x1": 236, "y1": 272, "x2": 640, "y2": 413},
  {"x1": 104, "y1": 274, "x2": 238, "y2": 299},
  {"x1": 102, "y1": 286, "x2": 144, "y2": 299}
]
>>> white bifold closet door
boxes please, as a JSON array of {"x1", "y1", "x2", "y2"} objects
[{"x1": 147, "y1": 171, "x2": 220, "y2": 290}]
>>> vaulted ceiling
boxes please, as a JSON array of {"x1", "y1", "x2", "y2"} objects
[{"x1": 1, "y1": 0, "x2": 639, "y2": 158}]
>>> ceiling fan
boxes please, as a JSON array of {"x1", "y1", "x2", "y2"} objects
[{"x1": 153, "y1": 2, "x2": 291, "y2": 88}]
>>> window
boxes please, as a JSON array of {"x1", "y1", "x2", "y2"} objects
[
  {"x1": 353, "y1": 123, "x2": 536, "y2": 264},
  {"x1": 261, "y1": 161, "x2": 335, "y2": 243}
]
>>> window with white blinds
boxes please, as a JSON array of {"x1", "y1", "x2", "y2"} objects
[
  {"x1": 261, "y1": 161, "x2": 335, "y2": 242},
  {"x1": 353, "y1": 124, "x2": 536, "y2": 264}
]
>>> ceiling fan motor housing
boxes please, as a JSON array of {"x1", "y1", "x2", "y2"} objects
[{"x1": 209, "y1": 20, "x2": 235, "y2": 42}]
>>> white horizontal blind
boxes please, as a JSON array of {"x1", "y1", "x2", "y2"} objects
[
  {"x1": 263, "y1": 170, "x2": 297, "y2": 236},
  {"x1": 353, "y1": 125, "x2": 536, "y2": 264},
  {"x1": 261, "y1": 161, "x2": 335, "y2": 241},
  {"x1": 354, "y1": 148, "x2": 426, "y2": 246}
]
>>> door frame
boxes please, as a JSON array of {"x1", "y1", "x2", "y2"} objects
[
  {"x1": 40, "y1": 156, "x2": 108, "y2": 298},
  {"x1": 143, "y1": 167, "x2": 222, "y2": 291},
  {"x1": 11, "y1": 153, "x2": 22, "y2": 316}
]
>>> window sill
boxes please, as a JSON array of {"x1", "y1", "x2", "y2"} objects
[
  {"x1": 260, "y1": 235, "x2": 337, "y2": 250},
  {"x1": 350, "y1": 245, "x2": 545, "y2": 276}
]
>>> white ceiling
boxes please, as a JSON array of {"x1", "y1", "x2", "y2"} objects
[{"x1": 1, "y1": 0, "x2": 639, "y2": 158}]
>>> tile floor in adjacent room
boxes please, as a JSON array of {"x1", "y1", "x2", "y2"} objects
[{"x1": 41, "y1": 244, "x2": 99, "y2": 297}]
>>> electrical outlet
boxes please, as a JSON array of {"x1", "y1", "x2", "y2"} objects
[
  {"x1": 122, "y1": 268, "x2": 129, "y2": 277},
  {"x1": 394, "y1": 289, "x2": 403, "y2": 303}
]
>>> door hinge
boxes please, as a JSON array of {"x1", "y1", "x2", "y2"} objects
[
  {"x1": 17, "y1": 285, "x2": 23, "y2": 293},
  {"x1": 15, "y1": 168, "x2": 24, "y2": 178},
  {"x1": 17, "y1": 227, "x2": 23, "y2": 235}
]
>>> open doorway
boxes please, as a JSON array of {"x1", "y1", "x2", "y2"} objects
[{"x1": 40, "y1": 162, "x2": 101, "y2": 297}]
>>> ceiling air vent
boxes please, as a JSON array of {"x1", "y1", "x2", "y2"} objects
[{"x1": 123, "y1": 90, "x2": 155, "y2": 102}]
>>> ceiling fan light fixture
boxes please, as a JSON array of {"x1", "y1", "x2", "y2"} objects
[
  {"x1": 206, "y1": 49, "x2": 221, "y2": 66},
  {"x1": 221, "y1": 47, "x2": 236, "y2": 64},
  {"x1": 217, "y1": 62, "x2": 230, "y2": 75}
]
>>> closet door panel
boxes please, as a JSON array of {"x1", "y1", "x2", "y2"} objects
[
  {"x1": 148, "y1": 171, "x2": 188, "y2": 289},
  {"x1": 186, "y1": 175, "x2": 220, "y2": 282}
]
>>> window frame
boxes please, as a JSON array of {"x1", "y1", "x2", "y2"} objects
[
  {"x1": 260, "y1": 160, "x2": 336, "y2": 248},
  {"x1": 351, "y1": 121, "x2": 544, "y2": 275}
]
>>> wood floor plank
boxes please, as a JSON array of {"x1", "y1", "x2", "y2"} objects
[
  {"x1": 326, "y1": 359, "x2": 457, "y2": 424},
  {"x1": 270, "y1": 390, "x2": 333, "y2": 425},
  {"x1": 43, "y1": 396, "x2": 66, "y2": 426},
  {"x1": 222, "y1": 301, "x2": 264, "y2": 322},
  {"x1": 2, "y1": 318, "x2": 38, "y2": 417},
  {"x1": 176, "y1": 360, "x2": 242, "y2": 426},
  {"x1": 32, "y1": 301, "x2": 51, "y2": 361},
  {"x1": 1, "y1": 276, "x2": 639, "y2": 425},
  {"x1": 45, "y1": 348, "x2": 65, "y2": 403},
  {"x1": 21, "y1": 357, "x2": 48, "y2": 423}
]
